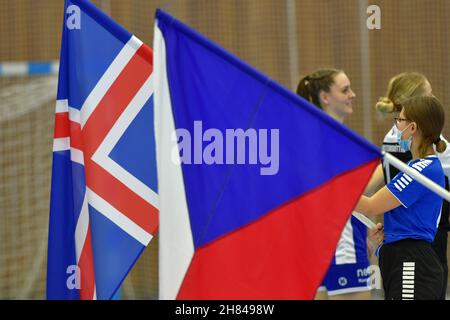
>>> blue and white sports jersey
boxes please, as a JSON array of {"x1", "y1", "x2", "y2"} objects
[
  {"x1": 319, "y1": 216, "x2": 370, "y2": 294},
  {"x1": 385, "y1": 155, "x2": 445, "y2": 244},
  {"x1": 331, "y1": 215, "x2": 368, "y2": 265}
]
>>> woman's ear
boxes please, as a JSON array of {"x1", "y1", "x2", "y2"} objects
[
  {"x1": 410, "y1": 122, "x2": 418, "y2": 135},
  {"x1": 319, "y1": 90, "x2": 329, "y2": 106}
]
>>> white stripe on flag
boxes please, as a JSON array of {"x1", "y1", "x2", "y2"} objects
[
  {"x1": 86, "y1": 188, "x2": 153, "y2": 246},
  {"x1": 56, "y1": 99, "x2": 69, "y2": 113},
  {"x1": 55, "y1": 100, "x2": 81, "y2": 124},
  {"x1": 70, "y1": 148, "x2": 84, "y2": 165},
  {"x1": 80, "y1": 36, "x2": 143, "y2": 128},
  {"x1": 75, "y1": 193, "x2": 89, "y2": 263},
  {"x1": 91, "y1": 74, "x2": 158, "y2": 209},
  {"x1": 154, "y1": 22, "x2": 195, "y2": 300},
  {"x1": 53, "y1": 137, "x2": 70, "y2": 152},
  {"x1": 69, "y1": 107, "x2": 81, "y2": 124}
]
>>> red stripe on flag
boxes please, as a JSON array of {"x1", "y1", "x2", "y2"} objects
[
  {"x1": 70, "y1": 120, "x2": 83, "y2": 150},
  {"x1": 82, "y1": 45, "x2": 152, "y2": 158},
  {"x1": 54, "y1": 112, "x2": 70, "y2": 138},
  {"x1": 80, "y1": 44, "x2": 157, "y2": 236},
  {"x1": 177, "y1": 159, "x2": 379, "y2": 299},
  {"x1": 136, "y1": 43, "x2": 153, "y2": 67},
  {"x1": 78, "y1": 225, "x2": 96, "y2": 300},
  {"x1": 85, "y1": 160, "x2": 159, "y2": 235}
]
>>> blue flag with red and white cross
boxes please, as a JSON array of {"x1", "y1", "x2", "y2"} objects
[{"x1": 47, "y1": 0, "x2": 158, "y2": 300}]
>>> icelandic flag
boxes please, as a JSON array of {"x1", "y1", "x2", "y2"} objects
[
  {"x1": 154, "y1": 9, "x2": 381, "y2": 299},
  {"x1": 47, "y1": 0, "x2": 158, "y2": 300}
]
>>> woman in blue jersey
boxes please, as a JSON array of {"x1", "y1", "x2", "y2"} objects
[
  {"x1": 297, "y1": 69, "x2": 372, "y2": 300},
  {"x1": 369, "y1": 72, "x2": 450, "y2": 299},
  {"x1": 357, "y1": 95, "x2": 446, "y2": 300}
]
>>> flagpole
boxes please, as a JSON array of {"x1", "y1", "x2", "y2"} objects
[
  {"x1": 383, "y1": 151, "x2": 450, "y2": 202},
  {"x1": 352, "y1": 211, "x2": 376, "y2": 229},
  {"x1": 352, "y1": 151, "x2": 450, "y2": 229}
]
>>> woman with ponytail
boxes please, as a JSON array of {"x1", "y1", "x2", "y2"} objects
[
  {"x1": 297, "y1": 69, "x2": 354, "y2": 122},
  {"x1": 357, "y1": 96, "x2": 447, "y2": 300},
  {"x1": 371, "y1": 72, "x2": 450, "y2": 299},
  {"x1": 377, "y1": 72, "x2": 435, "y2": 176},
  {"x1": 297, "y1": 69, "x2": 373, "y2": 300}
]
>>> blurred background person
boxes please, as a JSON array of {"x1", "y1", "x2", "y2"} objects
[{"x1": 297, "y1": 69, "x2": 372, "y2": 300}]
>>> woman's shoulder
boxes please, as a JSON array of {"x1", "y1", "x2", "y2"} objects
[{"x1": 410, "y1": 156, "x2": 445, "y2": 179}]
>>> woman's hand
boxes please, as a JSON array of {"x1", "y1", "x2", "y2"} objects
[{"x1": 369, "y1": 222, "x2": 384, "y2": 245}]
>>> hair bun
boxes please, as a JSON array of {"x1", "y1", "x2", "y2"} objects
[
  {"x1": 375, "y1": 97, "x2": 395, "y2": 114},
  {"x1": 435, "y1": 138, "x2": 447, "y2": 153}
]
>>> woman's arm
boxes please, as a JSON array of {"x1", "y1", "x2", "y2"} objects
[
  {"x1": 356, "y1": 186, "x2": 401, "y2": 216},
  {"x1": 364, "y1": 163, "x2": 385, "y2": 196}
]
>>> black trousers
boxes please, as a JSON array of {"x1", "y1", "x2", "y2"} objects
[
  {"x1": 431, "y1": 228, "x2": 448, "y2": 300},
  {"x1": 432, "y1": 176, "x2": 450, "y2": 299},
  {"x1": 379, "y1": 239, "x2": 444, "y2": 300}
]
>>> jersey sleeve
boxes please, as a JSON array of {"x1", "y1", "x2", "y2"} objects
[{"x1": 386, "y1": 170, "x2": 426, "y2": 208}]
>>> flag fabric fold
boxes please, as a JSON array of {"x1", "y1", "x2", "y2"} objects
[
  {"x1": 47, "y1": 0, "x2": 158, "y2": 300},
  {"x1": 154, "y1": 8, "x2": 381, "y2": 299}
]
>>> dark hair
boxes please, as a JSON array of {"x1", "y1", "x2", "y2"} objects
[
  {"x1": 402, "y1": 95, "x2": 446, "y2": 157},
  {"x1": 296, "y1": 69, "x2": 342, "y2": 109}
]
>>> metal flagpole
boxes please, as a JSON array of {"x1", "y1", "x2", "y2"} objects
[
  {"x1": 352, "y1": 151, "x2": 450, "y2": 229},
  {"x1": 383, "y1": 151, "x2": 450, "y2": 202},
  {"x1": 352, "y1": 211, "x2": 376, "y2": 229}
]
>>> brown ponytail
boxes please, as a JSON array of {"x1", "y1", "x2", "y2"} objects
[
  {"x1": 296, "y1": 75, "x2": 313, "y2": 105},
  {"x1": 296, "y1": 69, "x2": 342, "y2": 109},
  {"x1": 402, "y1": 96, "x2": 446, "y2": 157},
  {"x1": 435, "y1": 138, "x2": 447, "y2": 153}
]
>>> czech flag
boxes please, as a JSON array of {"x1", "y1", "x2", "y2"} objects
[{"x1": 154, "y1": 9, "x2": 381, "y2": 300}]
